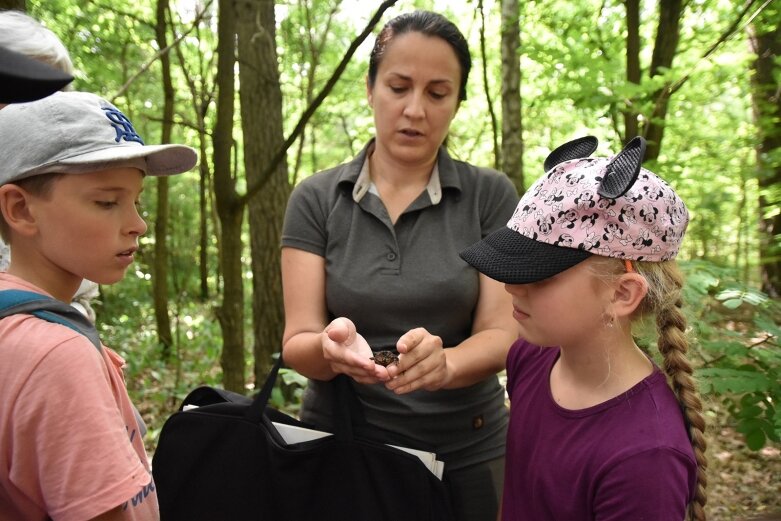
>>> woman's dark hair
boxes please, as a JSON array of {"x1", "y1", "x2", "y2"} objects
[{"x1": 367, "y1": 11, "x2": 472, "y2": 102}]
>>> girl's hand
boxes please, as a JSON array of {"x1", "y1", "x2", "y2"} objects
[
  {"x1": 322, "y1": 317, "x2": 390, "y2": 384},
  {"x1": 384, "y1": 327, "x2": 451, "y2": 394}
]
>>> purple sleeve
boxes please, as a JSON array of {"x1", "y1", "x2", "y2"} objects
[{"x1": 594, "y1": 447, "x2": 696, "y2": 520}]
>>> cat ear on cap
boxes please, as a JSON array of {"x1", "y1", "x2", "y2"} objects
[
  {"x1": 597, "y1": 136, "x2": 646, "y2": 199},
  {"x1": 543, "y1": 136, "x2": 599, "y2": 173}
]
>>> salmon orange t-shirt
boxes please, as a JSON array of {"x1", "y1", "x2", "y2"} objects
[{"x1": 0, "y1": 274, "x2": 158, "y2": 520}]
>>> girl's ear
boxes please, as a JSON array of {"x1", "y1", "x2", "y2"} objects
[
  {"x1": 0, "y1": 184, "x2": 39, "y2": 238},
  {"x1": 611, "y1": 273, "x2": 648, "y2": 318}
]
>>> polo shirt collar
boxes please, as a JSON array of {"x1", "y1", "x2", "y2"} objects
[{"x1": 345, "y1": 140, "x2": 462, "y2": 205}]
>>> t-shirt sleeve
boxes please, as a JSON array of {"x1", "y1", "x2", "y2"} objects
[
  {"x1": 593, "y1": 446, "x2": 696, "y2": 520},
  {"x1": 10, "y1": 336, "x2": 152, "y2": 521},
  {"x1": 480, "y1": 170, "x2": 519, "y2": 236},
  {"x1": 281, "y1": 178, "x2": 329, "y2": 256}
]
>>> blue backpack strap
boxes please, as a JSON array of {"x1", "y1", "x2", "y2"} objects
[{"x1": 0, "y1": 289, "x2": 101, "y2": 350}]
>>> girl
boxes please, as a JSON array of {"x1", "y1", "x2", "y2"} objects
[{"x1": 460, "y1": 136, "x2": 708, "y2": 520}]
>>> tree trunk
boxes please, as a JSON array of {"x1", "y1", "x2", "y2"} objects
[
  {"x1": 623, "y1": 0, "x2": 641, "y2": 142},
  {"x1": 642, "y1": 0, "x2": 682, "y2": 160},
  {"x1": 748, "y1": 7, "x2": 781, "y2": 297},
  {"x1": 199, "y1": 135, "x2": 211, "y2": 301},
  {"x1": 154, "y1": 0, "x2": 174, "y2": 356},
  {"x1": 478, "y1": 0, "x2": 500, "y2": 170},
  {"x1": 170, "y1": 8, "x2": 216, "y2": 301},
  {"x1": 214, "y1": 0, "x2": 246, "y2": 392},
  {"x1": 235, "y1": 0, "x2": 291, "y2": 385},
  {"x1": 0, "y1": 0, "x2": 24, "y2": 10},
  {"x1": 500, "y1": 0, "x2": 524, "y2": 193}
]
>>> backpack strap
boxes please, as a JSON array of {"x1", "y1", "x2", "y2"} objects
[
  {"x1": 0, "y1": 289, "x2": 149, "y2": 436},
  {"x1": 0, "y1": 289, "x2": 101, "y2": 350}
]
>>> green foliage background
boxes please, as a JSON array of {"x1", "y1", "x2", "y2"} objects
[{"x1": 21, "y1": 0, "x2": 781, "y2": 451}]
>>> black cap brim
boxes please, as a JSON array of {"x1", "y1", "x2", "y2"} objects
[
  {"x1": 459, "y1": 227, "x2": 592, "y2": 284},
  {"x1": 0, "y1": 46, "x2": 73, "y2": 104}
]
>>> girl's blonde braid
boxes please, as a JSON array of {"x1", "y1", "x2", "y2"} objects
[{"x1": 640, "y1": 261, "x2": 708, "y2": 521}]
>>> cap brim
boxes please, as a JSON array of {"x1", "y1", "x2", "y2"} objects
[
  {"x1": 45, "y1": 143, "x2": 198, "y2": 177},
  {"x1": 0, "y1": 47, "x2": 73, "y2": 104},
  {"x1": 459, "y1": 227, "x2": 592, "y2": 284}
]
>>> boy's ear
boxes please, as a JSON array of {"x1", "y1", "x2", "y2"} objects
[
  {"x1": 611, "y1": 273, "x2": 648, "y2": 318},
  {"x1": 0, "y1": 184, "x2": 39, "y2": 238}
]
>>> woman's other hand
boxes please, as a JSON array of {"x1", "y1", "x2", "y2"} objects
[{"x1": 384, "y1": 327, "x2": 450, "y2": 394}]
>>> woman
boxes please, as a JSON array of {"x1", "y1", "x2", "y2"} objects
[{"x1": 281, "y1": 11, "x2": 519, "y2": 520}]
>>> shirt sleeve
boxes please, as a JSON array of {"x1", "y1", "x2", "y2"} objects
[
  {"x1": 594, "y1": 446, "x2": 696, "y2": 520},
  {"x1": 480, "y1": 170, "x2": 519, "y2": 236},
  {"x1": 281, "y1": 177, "x2": 330, "y2": 256},
  {"x1": 10, "y1": 336, "x2": 152, "y2": 521}
]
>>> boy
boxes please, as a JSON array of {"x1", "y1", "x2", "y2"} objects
[
  {"x1": 0, "y1": 91, "x2": 197, "y2": 520},
  {"x1": 0, "y1": 14, "x2": 101, "y2": 320}
]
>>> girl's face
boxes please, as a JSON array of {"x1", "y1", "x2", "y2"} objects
[
  {"x1": 367, "y1": 31, "x2": 462, "y2": 167},
  {"x1": 504, "y1": 258, "x2": 615, "y2": 348},
  {"x1": 29, "y1": 167, "x2": 147, "y2": 295}
]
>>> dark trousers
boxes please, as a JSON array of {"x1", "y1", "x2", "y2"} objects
[{"x1": 445, "y1": 456, "x2": 505, "y2": 521}]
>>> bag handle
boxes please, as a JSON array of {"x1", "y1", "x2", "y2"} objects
[
  {"x1": 244, "y1": 355, "x2": 283, "y2": 424},
  {"x1": 245, "y1": 354, "x2": 363, "y2": 441}
]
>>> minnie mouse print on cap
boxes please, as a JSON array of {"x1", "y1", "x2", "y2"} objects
[{"x1": 459, "y1": 136, "x2": 689, "y2": 284}]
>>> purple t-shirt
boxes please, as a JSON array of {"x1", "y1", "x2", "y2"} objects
[{"x1": 502, "y1": 339, "x2": 697, "y2": 520}]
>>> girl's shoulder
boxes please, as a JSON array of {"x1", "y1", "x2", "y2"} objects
[{"x1": 506, "y1": 339, "x2": 558, "y2": 391}]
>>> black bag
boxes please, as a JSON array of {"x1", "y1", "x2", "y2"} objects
[{"x1": 152, "y1": 357, "x2": 455, "y2": 521}]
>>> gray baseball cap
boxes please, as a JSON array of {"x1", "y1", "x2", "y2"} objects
[{"x1": 0, "y1": 90, "x2": 198, "y2": 184}]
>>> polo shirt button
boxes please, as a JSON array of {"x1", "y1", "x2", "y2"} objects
[{"x1": 386, "y1": 252, "x2": 397, "y2": 261}]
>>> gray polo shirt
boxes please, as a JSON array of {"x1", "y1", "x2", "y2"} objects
[{"x1": 282, "y1": 141, "x2": 519, "y2": 470}]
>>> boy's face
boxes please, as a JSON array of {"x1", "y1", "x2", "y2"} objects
[{"x1": 31, "y1": 167, "x2": 147, "y2": 287}]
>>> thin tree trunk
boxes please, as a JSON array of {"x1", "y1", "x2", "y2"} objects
[
  {"x1": 290, "y1": 0, "x2": 339, "y2": 186},
  {"x1": 642, "y1": 0, "x2": 682, "y2": 160},
  {"x1": 170, "y1": 6, "x2": 216, "y2": 301},
  {"x1": 500, "y1": 0, "x2": 524, "y2": 193},
  {"x1": 623, "y1": 0, "x2": 641, "y2": 142},
  {"x1": 235, "y1": 0, "x2": 291, "y2": 384},
  {"x1": 214, "y1": 0, "x2": 246, "y2": 392},
  {"x1": 154, "y1": 0, "x2": 174, "y2": 356},
  {"x1": 478, "y1": 0, "x2": 500, "y2": 170},
  {"x1": 748, "y1": 8, "x2": 781, "y2": 297}
]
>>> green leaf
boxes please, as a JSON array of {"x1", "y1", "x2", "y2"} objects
[
  {"x1": 698, "y1": 367, "x2": 772, "y2": 394},
  {"x1": 744, "y1": 428, "x2": 766, "y2": 451},
  {"x1": 721, "y1": 299, "x2": 742, "y2": 309}
]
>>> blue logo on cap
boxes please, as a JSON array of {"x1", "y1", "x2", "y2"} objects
[{"x1": 102, "y1": 107, "x2": 145, "y2": 145}]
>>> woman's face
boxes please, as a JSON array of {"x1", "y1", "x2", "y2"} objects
[{"x1": 367, "y1": 31, "x2": 462, "y2": 167}]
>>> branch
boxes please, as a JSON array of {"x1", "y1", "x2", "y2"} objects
[
  {"x1": 478, "y1": 0, "x2": 501, "y2": 170},
  {"x1": 110, "y1": 0, "x2": 214, "y2": 102},
  {"x1": 667, "y1": 0, "x2": 767, "y2": 97},
  {"x1": 86, "y1": 0, "x2": 154, "y2": 29},
  {"x1": 237, "y1": 0, "x2": 400, "y2": 208}
]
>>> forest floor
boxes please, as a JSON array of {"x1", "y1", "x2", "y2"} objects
[{"x1": 706, "y1": 401, "x2": 781, "y2": 521}]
